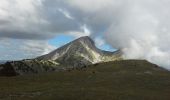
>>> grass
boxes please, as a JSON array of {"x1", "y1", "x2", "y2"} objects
[{"x1": 0, "y1": 60, "x2": 170, "y2": 100}]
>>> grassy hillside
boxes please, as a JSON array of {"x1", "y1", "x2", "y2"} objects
[{"x1": 0, "y1": 60, "x2": 170, "y2": 100}]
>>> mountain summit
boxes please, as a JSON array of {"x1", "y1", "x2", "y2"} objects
[{"x1": 37, "y1": 36, "x2": 122, "y2": 67}]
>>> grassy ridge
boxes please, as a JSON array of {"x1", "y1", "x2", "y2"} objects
[{"x1": 0, "y1": 60, "x2": 170, "y2": 100}]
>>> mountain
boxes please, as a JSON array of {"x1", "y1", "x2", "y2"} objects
[
  {"x1": 37, "y1": 36, "x2": 122, "y2": 67},
  {"x1": 0, "y1": 36, "x2": 122, "y2": 76}
]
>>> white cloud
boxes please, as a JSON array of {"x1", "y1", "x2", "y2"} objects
[
  {"x1": 94, "y1": 37, "x2": 105, "y2": 47},
  {"x1": 68, "y1": 24, "x2": 91, "y2": 38},
  {"x1": 66, "y1": 0, "x2": 170, "y2": 69},
  {"x1": 67, "y1": 0, "x2": 115, "y2": 13},
  {"x1": 0, "y1": 39, "x2": 56, "y2": 60},
  {"x1": 58, "y1": 8, "x2": 74, "y2": 20}
]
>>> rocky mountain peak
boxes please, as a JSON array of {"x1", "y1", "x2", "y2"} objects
[
  {"x1": 67, "y1": 36, "x2": 95, "y2": 50},
  {"x1": 37, "y1": 36, "x2": 122, "y2": 67},
  {"x1": 75, "y1": 36, "x2": 94, "y2": 44}
]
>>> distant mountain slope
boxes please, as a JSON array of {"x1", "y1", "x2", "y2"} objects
[
  {"x1": 0, "y1": 36, "x2": 122, "y2": 76},
  {"x1": 37, "y1": 36, "x2": 122, "y2": 67},
  {"x1": 0, "y1": 60, "x2": 62, "y2": 76}
]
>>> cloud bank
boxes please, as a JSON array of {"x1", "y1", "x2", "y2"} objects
[
  {"x1": 64, "y1": 0, "x2": 170, "y2": 69},
  {"x1": 0, "y1": 0, "x2": 170, "y2": 69}
]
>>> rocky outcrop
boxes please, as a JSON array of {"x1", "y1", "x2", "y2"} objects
[{"x1": 0, "y1": 60, "x2": 63, "y2": 76}]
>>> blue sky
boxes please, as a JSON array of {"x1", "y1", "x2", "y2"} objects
[
  {"x1": 48, "y1": 34, "x2": 116, "y2": 51},
  {"x1": 48, "y1": 34, "x2": 75, "y2": 48}
]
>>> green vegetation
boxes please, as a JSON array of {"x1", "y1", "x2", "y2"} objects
[{"x1": 0, "y1": 60, "x2": 170, "y2": 100}]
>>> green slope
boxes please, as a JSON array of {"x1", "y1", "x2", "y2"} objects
[{"x1": 0, "y1": 60, "x2": 170, "y2": 100}]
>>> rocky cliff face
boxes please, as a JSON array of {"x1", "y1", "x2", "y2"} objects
[{"x1": 0, "y1": 36, "x2": 122, "y2": 76}]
